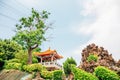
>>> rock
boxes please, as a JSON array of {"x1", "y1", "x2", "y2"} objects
[{"x1": 79, "y1": 43, "x2": 120, "y2": 73}]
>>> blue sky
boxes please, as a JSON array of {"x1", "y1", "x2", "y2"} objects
[{"x1": 0, "y1": 0, "x2": 120, "y2": 65}]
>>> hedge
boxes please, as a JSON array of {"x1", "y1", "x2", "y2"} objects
[
  {"x1": 23, "y1": 63, "x2": 43, "y2": 72},
  {"x1": 53, "y1": 70, "x2": 63, "y2": 80},
  {"x1": 40, "y1": 70, "x2": 53, "y2": 79},
  {"x1": 71, "y1": 65, "x2": 98, "y2": 80},
  {"x1": 0, "y1": 58, "x2": 5, "y2": 70},
  {"x1": 5, "y1": 62, "x2": 22, "y2": 70},
  {"x1": 6, "y1": 59, "x2": 20, "y2": 63},
  {"x1": 94, "y1": 66, "x2": 120, "y2": 80}
]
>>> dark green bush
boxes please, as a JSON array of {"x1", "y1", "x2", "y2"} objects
[
  {"x1": 53, "y1": 70, "x2": 63, "y2": 80},
  {"x1": 32, "y1": 57, "x2": 38, "y2": 63},
  {"x1": 40, "y1": 70, "x2": 53, "y2": 79},
  {"x1": 63, "y1": 57, "x2": 77, "y2": 77},
  {"x1": 5, "y1": 62, "x2": 22, "y2": 70},
  {"x1": 71, "y1": 65, "x2": 98, "y2": 80},
  {"x1": 94, "y1": 66, "x2": 120, "y2": 80},
  {"x1": 23, "y1": 63, "x2": 43, "y2": 72},
  {"x1": 0, "y1": 58, "x2": 5, "y2": 70},
  {"x1": 87, "y1": 54, "x2": 98, "y2": 62}
]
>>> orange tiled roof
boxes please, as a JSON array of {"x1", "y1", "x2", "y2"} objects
[{"x1": 34, "y1": 48, "x2": 63, "y2": 59}]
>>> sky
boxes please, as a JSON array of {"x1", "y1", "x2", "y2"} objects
[{"x1": 0, "y1": 0, "x2": 120, "y2": 65}]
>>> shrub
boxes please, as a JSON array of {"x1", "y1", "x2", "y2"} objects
[
  {"x1": 23, "y1": 63, "x2": 43, "y2": 72},
  {"x1": 87, "y1": 54, "x2": 98, "y2": 62},
  {"x1": 15, "y1": 50, "x2": 28, "y2": 65},
  {"x1": 0, "y1": 39, "x2": 22, "y2": 60},
  {"x1": 94, "y1": 66, "x2": 120, "y2": 80},
  {"x1": 63, "y1": 57, "x2": 77, "y2": 77},
  {"x1": 71, "y1": 65, "x2": 98, "y2": 80},
  {"x1": 53, "y1": 70, "x2": 63, "y2": 80},
  {"x1": 5, "y1": 62, "x2": 22, "y2": 70},
  {"x1": 40, "y1": 70, "x2": 53, "y2": 79},
  {"x1": 0, "y1": 58, "x2": 5, "y2": 70},
  {"x1": 15, "y1": 50, "x2": 38, "y2": 65},
  {"x1": 6, "y1": 59, "x2": 20, "y2": 63},
  {"x1": 32, "y1": 57, "x2": 38, "y2": 63}
]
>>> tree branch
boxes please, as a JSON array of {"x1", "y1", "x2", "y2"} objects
[
  {"x1": 44, "y1": 22, "x2": 54, "y2": 32},
  {"x1": 31, "y1": 44, "x2": 38, "y2": 50},
  {"x1": 44, "y1": 26, "x2": 53, "y2": 32}
]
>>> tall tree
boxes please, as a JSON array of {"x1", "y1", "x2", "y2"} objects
[{"x1": 13, "y1": 8, "x2": 50, "y2": 64}]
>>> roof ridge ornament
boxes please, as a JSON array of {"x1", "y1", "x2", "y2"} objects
[{"x1": 48, "y1": 47, "x2": 51, "y2": 50}]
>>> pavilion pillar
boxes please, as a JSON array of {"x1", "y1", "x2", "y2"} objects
[
  {"x1": 40, "y1": 57, "x2": 42, "y2": 64},
  {"x1": 51, "y1": 55, "x2": 54, "y2": 62}
]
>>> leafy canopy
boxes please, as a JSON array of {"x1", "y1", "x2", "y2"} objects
[{"x1": 13, "y1": 8, "x2": 50, "y2": 50}]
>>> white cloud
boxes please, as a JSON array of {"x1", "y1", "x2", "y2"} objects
[{"x1": 73, "y1": 0, "x2": 120, "y2": 60}]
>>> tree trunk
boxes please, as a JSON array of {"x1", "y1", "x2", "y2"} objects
[
  {"x1": 28, "y1": 48, "x2": 32, "y2": 64},
  {"x1": 68, "y1": 73, "x2": 74, "y2": 80}
]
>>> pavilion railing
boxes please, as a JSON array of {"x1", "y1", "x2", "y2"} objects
[{"x1": 40, "y1": 61, "x2": 62, "y2": 69}]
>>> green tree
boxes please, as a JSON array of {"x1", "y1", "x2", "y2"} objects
[
  {"x1": 63, "y1": 57, "x2": 77, "y2": 79},
  {"x1": 0, "y1": 39, "x2": 22, "y2": 60},
  {"x1": 0, "y1": 39, "x2": 22, "y2": 70},
  {"x1": 13, "y1": 8, "x2": 50, "y2": 64}
]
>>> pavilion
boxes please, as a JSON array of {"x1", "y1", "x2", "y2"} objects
[{"x1": 34, "y1": 48, "x2": 63, "y2": 71}]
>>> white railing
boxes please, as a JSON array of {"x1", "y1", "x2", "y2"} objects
[{"x1": 40, "y1": 61, "x2": 62, "y2": 69}]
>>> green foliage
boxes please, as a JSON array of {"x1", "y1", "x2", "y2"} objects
[
  {"x1": 13, "y1": 8, "x2": 50, "y2": 64},
  {"x1": 15, "y1": 50, "x2": 38, "y2": 65},
  {"x1": 32, "y1": 57, "x2": 38, "y2": 63},
  {"x1": 5, "y1": 62, "x2": 22, "y2": 70},
  {"x1": 87, "y1": 54, "x2": 98, "y2": 62},
  {"x1": 33, "y1": 47, "x2": 41, "y2": 52},
  {"x1": 0, "y1": 39, "x2": 22, "y2": 70},
  {"x1": 6, "y1": 59, "x2": 20, "y2": 63},
  {"x1": 0, "y1": 58, "x2": 5, "y2": 70},
  {"x1": 63, "y1": 57, "x2": 77, "y2": 77},
  {"x1": 15, "y1": 50, "x2": 28, "y2": 65},
  {"x1": 23, "y1": 63, "x2": 43, "y2": 72},
  {"x1": 0, "y1": 39, "x2": 22, "y2": 60},
  {"x1": 71, "y1": 65, "x2": 98, "y2": 80},
  {"x1": 4, "y1": 58, "x2": 22, "y2": 70},
  {"x1": 94, "y1": 66, "x2": 120, "y2": 80},
  {"x1": 53, "y1": 70, "x2": 63, "y2": 80},
  {"x1": 40, "y1": 70, "x2": 53, "y2": 79},
  {"x1": 40, "y1": 70, "x2": 63, "y2": 80}
]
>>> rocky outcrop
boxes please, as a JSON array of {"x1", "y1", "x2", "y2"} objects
[
  {"x1": 0, "y1": 70, "x2": 26, "y2": 80},
  {"x1": 79, "y1": 43, "x2": 120, "y2": 73}
]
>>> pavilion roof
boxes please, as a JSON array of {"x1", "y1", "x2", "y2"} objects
[{"x1": 34, "y1": 48, "x2": 63, "y2": 59}]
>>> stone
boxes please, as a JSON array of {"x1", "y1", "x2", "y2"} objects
[{"x1": 79, "y1": 43, "x2": 120, "y2": 73}]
